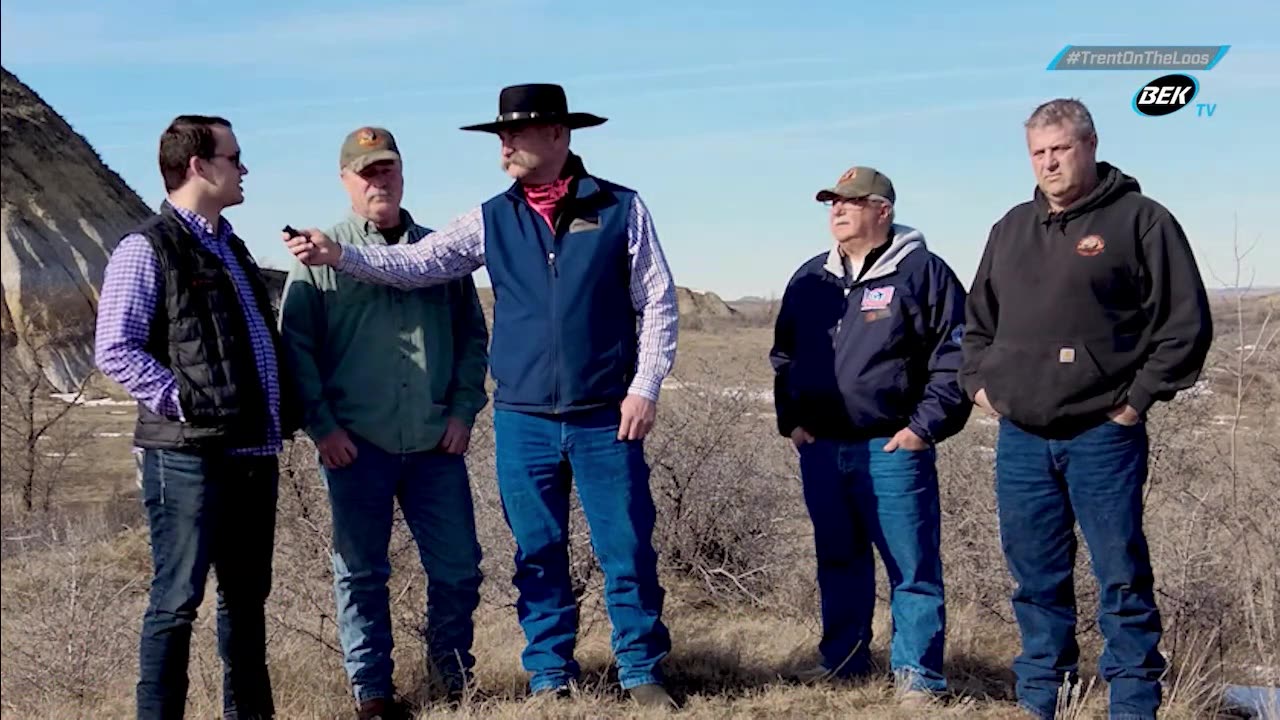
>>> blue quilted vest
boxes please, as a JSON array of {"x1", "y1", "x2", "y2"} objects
[{"x1": 481, "y1": 158, "x2": 639, "y2": 414}]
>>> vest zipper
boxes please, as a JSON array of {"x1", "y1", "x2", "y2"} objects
[{"x1": 547, "y1": 221, "x2": 562, "y2": 414}]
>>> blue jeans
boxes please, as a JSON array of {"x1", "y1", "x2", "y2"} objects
[
  {"x1": 321, "y1": 432, "x2": 483, "y2": 703},
  {"x1": 493, "y1": 406, "x2": 670, "y2": 692},
  {"x1": 797, "y1": 437, "x2": 946, "y2": 692},
  {"x1": 136, "y1": 448, "x2": 279, "y2": 720},
  {"x1": 996, "y1": 418, "x2": 1165, "y2": 720}
]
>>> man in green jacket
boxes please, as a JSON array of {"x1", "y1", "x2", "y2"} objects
[{"x1": 279, "y1": 126, "x2": 490, "y2": 719}]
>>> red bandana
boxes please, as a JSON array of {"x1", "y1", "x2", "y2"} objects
[{"x1": 523, "y1": 174, "x2": 573, "y2": 230}]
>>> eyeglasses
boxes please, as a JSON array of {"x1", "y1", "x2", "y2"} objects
[{"x1": 822, "y1": 196, "x2": 880, "y2": 209}]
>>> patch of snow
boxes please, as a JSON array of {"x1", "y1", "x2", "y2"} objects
[
  {"x1": 659, "y1": 380, "x2": 772, "y2": 404},
  {"x1": 1222, "y1": 685, "x2": 1279, "y2": 719},
  {"x1": 49, "y1": 393, "x2": 134, "y2": 407},
  {"x1": 1182, "y1": 380, "x2": 1214, "y2": 397}
]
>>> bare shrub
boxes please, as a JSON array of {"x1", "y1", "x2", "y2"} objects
[
  {"x1": 644, "y1": 364, "x2": 812, "y2": 614},
  {"x1": 0, "y1": 531, "x2": 148, "y2": 714},
  {"x1": 0, "y1": 344, "x2": 95, "y2": 513}
]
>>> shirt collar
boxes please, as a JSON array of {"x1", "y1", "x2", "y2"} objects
[
  {"x1": 349, "y1": 208, "x2": 414, "y2": 237},
  {"x1": 167, "y1": 201, "x2": 232, "y2": 242}
]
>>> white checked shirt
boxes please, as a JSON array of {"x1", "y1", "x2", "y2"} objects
[{"x1": 336, "y1": 194, "x2": 679, "y2": 401}]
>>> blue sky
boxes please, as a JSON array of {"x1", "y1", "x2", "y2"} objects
[{"x1": 3, "y1": 0, "x2": 1277, "y2": 300}]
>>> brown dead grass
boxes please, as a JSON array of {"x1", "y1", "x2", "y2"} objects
[{"x1": 2, "y1": 295, "x2": 1277, "y2": 719}]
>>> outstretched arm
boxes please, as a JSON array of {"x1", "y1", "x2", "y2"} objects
[{"x1": 286, "y1": 208, "x2": 486, "y2": 291}]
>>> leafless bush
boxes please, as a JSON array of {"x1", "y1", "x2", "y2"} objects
[
  {"x1": 0, "y1": 344, "x2": 95, "y2": 513},
  {"x1": 0, "y1": 531, "x2": 148, "y2": 714},
  {"x1": 644, "y1": 365, "x2": 811, "y2": 613}
]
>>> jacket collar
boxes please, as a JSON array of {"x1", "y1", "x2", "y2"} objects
[
  {"x1": 823, "y1": 224, "x2": 926, "y2": 284},
  {"x1": 345, "y1": 208, "x2": 417, "y2": 238},
  {"x1": 504, "y1": 152, "x2": 602, "y2": 203}
]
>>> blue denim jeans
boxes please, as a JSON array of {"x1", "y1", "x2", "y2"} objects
[
  {"x1": 136, "y1": 448, "x2": 279, "y2": 720},
  {"x1": 996, "y1": 417, "x2": 1165, "y2": 720},
  {"x1": 493, "y1": 406, "x2": 671, "y2": 692},
  {"x1": 797, "y1": 437, "x2": 946, "y2": 692},
  {"x1": 321, "y1": 432, "x2": 483, "y2": 703}
]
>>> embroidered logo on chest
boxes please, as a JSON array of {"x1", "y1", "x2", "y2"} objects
[
  {"x1": 860, "y1": 286, "x2": 894, "y2": 311},
  {"x1": 567, "y1": 216, "x2": 601, "y2": 233},
  {"x1": 1075, "y1": 234, "x2": 1105, "y2": 257}
]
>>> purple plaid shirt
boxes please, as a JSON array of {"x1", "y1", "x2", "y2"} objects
[{"x1": 94, "y1": 203, "x2": 282, "y2": 455}]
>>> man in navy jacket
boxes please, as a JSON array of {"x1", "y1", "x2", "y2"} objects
[{"x1": 770, "y1": 166, "x2": 970, "y2": 706}]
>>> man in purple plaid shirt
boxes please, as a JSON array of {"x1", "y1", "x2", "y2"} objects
[
  {"x1": 95, "y1": 115, "x2": 298, "y2": 720},
  {"x1": 286, "y1": 84, "x2": 682, "y2": 710}
]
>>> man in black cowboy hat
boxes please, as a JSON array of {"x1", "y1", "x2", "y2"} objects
[{"x1": 284, "y1": 83, "x2": 681, "y2": 710}]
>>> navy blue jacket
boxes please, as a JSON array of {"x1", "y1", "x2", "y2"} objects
[
  {"x1": 483, "y1": 158, "x2": 639, "y2": 414},
  {"x1": 770, "y1": 226, "x2": 971, "y2": 444}
]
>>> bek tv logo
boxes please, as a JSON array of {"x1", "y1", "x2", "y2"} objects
[{"x1": 1132, "y1": 74, "x2": 1202, "y2": 116}]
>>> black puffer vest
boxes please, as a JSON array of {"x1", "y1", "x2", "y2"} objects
[{"x1": 130, "y1": 202, "x2": 297, "y2": 451}]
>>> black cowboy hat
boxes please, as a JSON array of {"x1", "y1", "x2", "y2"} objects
[{"x1": 459, "y1": 83, "x2": 608, "y2": 133}]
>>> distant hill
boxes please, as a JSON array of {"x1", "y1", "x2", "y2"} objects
[
  {"x1": 261, "y1": 270, "x2": 740, "y2": 322},
  {"x1": 1209, "y1": 286, "x2": 1279, "y2": 299}
]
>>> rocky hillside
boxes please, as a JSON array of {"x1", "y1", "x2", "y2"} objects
[{"x1": 1, "y1": 66, "x2": 153, "y2": 391}]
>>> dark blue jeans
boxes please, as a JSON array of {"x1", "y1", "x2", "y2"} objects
[
  {"x1": 493, "y1": 406, "x2": 671, "y2": 693},
  {"x1": 797, "y1": 437, "x2": 947, "y2": 692},
  {"x1": 996, "y1": 418, "x2": 1165, "y2": 720},
  {"x1": 321, "y1": 432, "x2": 483, "y2": 703},
  {"x1": 136, "y1": 448, "x2": 279, "y2": 720}
]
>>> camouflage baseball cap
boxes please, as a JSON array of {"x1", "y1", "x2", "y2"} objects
[
  {"x1": 339, "y1": 126, "x2": 401, "y2": 173},
  {"x1": 815, "y1": 166, "x2": 896, "y2": 204}
]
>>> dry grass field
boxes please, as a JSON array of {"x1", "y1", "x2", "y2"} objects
[{"x1": 1, "y1": 290, "x2": 1277, "y2": 719}]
